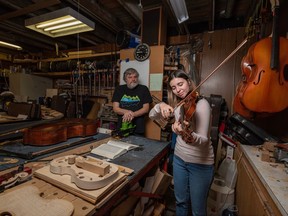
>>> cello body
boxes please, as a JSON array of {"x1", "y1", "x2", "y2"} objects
[
  {"x1": 234, "y1": 1, "x2": 288, "y2": 118},
  {"x1": 234, "y1": 36, "x2": 288, "y2": 116}
]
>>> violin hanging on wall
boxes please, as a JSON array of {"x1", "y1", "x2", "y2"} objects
[{"x1": 233, "y1": 0, "x2": 288, "y2": 118}]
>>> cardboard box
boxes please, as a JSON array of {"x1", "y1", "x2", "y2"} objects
[{"x1": 152, "y1": 168, "x2": 173, "y2": 196}]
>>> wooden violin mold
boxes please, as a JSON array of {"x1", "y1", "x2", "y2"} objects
[{"x1": 50, "y1": 155, "x2": 119, "y2": 190}]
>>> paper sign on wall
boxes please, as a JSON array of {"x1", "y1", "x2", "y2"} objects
[{"x1": 149, "y1": 74, "x2": 163, "y2": 91}]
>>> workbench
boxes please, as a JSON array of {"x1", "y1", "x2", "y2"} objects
[
  {"x1": 0, "y1": 134, "x2": 170, "y2": 215},
  {"x1": 235, "y1": 144, "x2": 288, "y2": 216}
]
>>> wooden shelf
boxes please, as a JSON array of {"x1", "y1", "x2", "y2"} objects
[
  {"x1": 11, "y1": 51, "x2": 119, "y2": 64},
  {"x1": 40, "y1": 51, "x2": 120, "y2": 62},
  {"x1": 32, "y1": 67, "x2": 119, "y2": 78}
]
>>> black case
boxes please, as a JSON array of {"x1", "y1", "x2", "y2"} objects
[{"x1": 226, "y1": 113, "x2": 279, "y2": 145}]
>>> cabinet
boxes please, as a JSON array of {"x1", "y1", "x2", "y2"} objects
[
  {"x1": 120, "y1": 45, "x2": 165, "y2": 140},
  {"x1": 0, "y1": 75, "x2": 9, "y2": 93},
  {"x1": 234, "y1": 146, "x2": 283, "y2": 216}
]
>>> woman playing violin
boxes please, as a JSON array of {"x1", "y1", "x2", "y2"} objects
[{"x1": 149, "y1": 69, "x2": 214, "y2": 216}]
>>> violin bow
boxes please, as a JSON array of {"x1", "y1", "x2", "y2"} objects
[{"x1": 176, "y1": 37, "x2": 248, "y2": 109}]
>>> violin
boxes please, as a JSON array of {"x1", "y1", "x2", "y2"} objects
[
  {"x1": 23, "y1": 118, "x2": 98, "y2": 146},
  {"x1": 177, "y1": 92, "x2": 198, "y2": 143}
]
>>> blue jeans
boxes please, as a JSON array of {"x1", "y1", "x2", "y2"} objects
[{"x1": 173, "y1": 155, "x2": 214, "y2": 216}]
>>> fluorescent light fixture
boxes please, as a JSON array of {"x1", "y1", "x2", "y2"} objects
[
  {"x1": 0, "y1": 41, "x2": 22, "y2": 50},
  {"x1": 25, "y1": 7, "x2": 95, "y2": 37},
  {"x1": 169, "y1": 0, "x2": 189, "y2": 24}
]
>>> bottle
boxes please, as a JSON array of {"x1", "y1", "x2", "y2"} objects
[{"x1": 222, "y1": 205, "x2": 238, "y2": 216}]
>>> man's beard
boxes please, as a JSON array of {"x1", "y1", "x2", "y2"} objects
[{"x1": 127, "y1": 82, "x2": 138, "y2": 89}]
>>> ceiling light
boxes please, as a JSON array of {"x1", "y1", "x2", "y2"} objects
[
  {"x1": 169, "y1": 0, "x2": 189, "y2": 24},
  {"x1": 25, "y1": 7, "x2": 95, "y2": 37},
  {"x1": 0, "y1": 41, "x2": 22, "y2": 50}
]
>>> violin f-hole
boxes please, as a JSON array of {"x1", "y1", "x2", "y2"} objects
[{"x1": 253, "y1": 70, "x2": 265, "y2": 85}]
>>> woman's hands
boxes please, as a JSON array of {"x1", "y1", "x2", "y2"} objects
[
  {"x1": 172, "y1": 121, "x2": 182, "y2": 135},
  {"x1": 159, "y1": 103, "x2": 174, "y2": 119},
  {"x1": 171, "y1": 120, "x2": 189, "y2": 134},
  {"x1": 173, "y1": 120, "x2": 195, "y2": 143}
]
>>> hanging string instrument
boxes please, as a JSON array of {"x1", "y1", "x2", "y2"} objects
[
  {"x1": 155, "y1": 39, "x2": 248, "y2": 143},
  {"x1": 233, "y1": 0, "x2": 288, "y2": 118}
]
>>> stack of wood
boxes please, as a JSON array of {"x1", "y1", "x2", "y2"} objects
[{"x1": 261, "y1": 142, "x2": 277, "y2": 162}]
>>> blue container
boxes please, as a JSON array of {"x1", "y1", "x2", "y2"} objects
[{"x1": 116, "y1": 30, "x2": 140, "y2": 49}]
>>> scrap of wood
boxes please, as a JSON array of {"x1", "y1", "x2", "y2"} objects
[
  {"x1": 261, "y1": 150, "x2": 271, "y2": 162},
  {"x1": 263, "y1": 142, "x2": 277, "y2": 152},
  {"x1": 75, "y1": 156, "x2": 110, "y2": 176}
]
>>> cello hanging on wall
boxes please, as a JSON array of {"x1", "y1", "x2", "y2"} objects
[{"x1": 233, "y1": 0, "x2": 288, "y2": 118}]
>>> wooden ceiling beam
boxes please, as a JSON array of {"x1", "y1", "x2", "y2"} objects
[
  {"x1": 66, "y1": 0, "x2": 124, "y2": 33},
  {"x1": 0, "y1": 0, "x2": 61, "y2": 21},
  {"x1": 116, "y1": 0, "x2": 141, "y2": 23}
]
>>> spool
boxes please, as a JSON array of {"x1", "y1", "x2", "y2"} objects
[{"x1": 116, "y1": 30, "x2": 140, "y2": 49}]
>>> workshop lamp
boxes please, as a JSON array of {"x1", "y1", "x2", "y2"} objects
[
  {"x1": 25, "y1": 7, "x2": 95, "y2": 37},
  {"x1": 169, "y1": 0, "x2": 189, "y2": 23},
  {"x1": 0, "y1": 41, "x2": 22, "y2": 50}
]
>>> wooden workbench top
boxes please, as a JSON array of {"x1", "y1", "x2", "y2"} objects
[{"x1": 240, "y1": 145, "x2": 288, "y2": 216}]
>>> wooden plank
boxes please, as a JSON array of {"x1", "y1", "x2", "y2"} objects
[
  {"x1": 150, "y1": 45, "x2": 164, "y2": 73},
  {"x1": 0, "y1": 178, "x2": 92, "y2": 216},
  {"x1": 34, "y1": 163, "x2": 128, "y2": 204}
]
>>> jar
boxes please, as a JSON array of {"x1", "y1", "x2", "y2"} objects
[{"x1": 222, "y1": 205, "x2": 238, "y2": 216}]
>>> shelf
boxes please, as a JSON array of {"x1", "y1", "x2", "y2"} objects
[
  {"x1": 32, "y1": 67, "x2": 119, "y2": 78},
  {"x1": 11, "y1": 51, "x2": 119, "y2": 64},
  {"x1": 40, "y1": 51, "x2": 120, "y2": 62}
]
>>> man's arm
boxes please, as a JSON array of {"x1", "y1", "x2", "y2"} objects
[
  {"x1": 133, "y1": 103, "x2": 150, "y2": 117},
  {"x1": 113, "y1": 102, "x2": 130, "y2": 115}
]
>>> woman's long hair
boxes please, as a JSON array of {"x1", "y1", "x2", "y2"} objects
[{"x1": 167, "y1": 69, "x2": 196, "y2": 107}]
